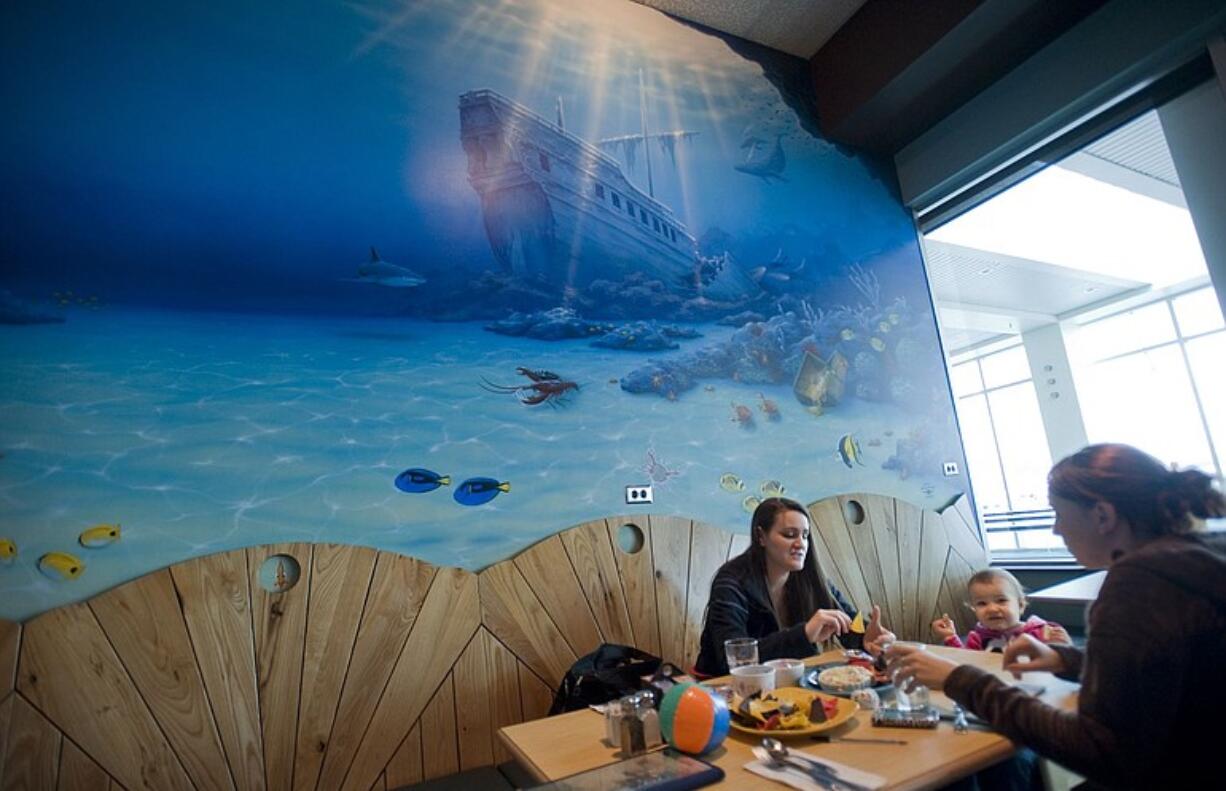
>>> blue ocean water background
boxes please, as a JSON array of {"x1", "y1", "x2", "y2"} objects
[{"x1": 0, "y1": 309, "x2": 959, "y2": 620}]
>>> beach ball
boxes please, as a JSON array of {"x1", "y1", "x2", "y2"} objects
[{"x1": 659, "y1": 683, "x2": 730, "y2": 755}]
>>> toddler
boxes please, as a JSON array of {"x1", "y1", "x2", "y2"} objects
[{"x1": 932, "y1": 568, "x2": 1070, "y2": 652}]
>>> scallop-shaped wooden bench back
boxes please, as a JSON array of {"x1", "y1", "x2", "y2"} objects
[{"x1": 0, "y1": 494, "x2": 985, "y2": 790}]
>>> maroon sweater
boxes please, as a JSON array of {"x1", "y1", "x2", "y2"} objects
[{"x1": 945, "y1": 534, "x2": 1226, "y2": 789}]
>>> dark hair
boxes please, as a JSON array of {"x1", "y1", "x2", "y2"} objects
[
  {"x1": 1048, "y1": 443, "x2": 1226, "y2": 540},
  {"x1": 746, "y1": 497, "x2": 837, "y2": 626},
  {"x1": 967, "y1": 568, "x2": 1026, "y2": 607}
]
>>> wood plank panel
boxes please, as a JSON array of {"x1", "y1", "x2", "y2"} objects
[
  {"x1": 514, "y1": 535, "x2": 602, "y2": 658},
  {"x1": 947, "y1": 493, "x2": 984, "y2": 548},
  {"x1": 559, "y1": 520, "x2": 635, "y2": 646},
  {"x1": 293, "y1": 545, "x2": 377, "y2": 791},
  {"x1": 383, "y1": 723, "x2": 421, "y2": 789},
  {"x1": 943, "y1": 550, "x2": 979, "y2": 636},
  {"x1": 453, "y1": 631, "x2": 493, "y2": 771},
  {"x1": 419, "y1": 675, "x2": 458, "y2": 782},
  {"x1": 0, "y1": 620, "x2": 19, "y2": 697},
  {"x1": 249, "y1": 544, "x2": 313, "y2": 791},
  {"x1": 727, "y1": 534, "x2": 750, "y2": 561},
  {"x1": 18, "y1": 604, "x2": 193, "y2": 790},
  {"x1": 940, "y1": 494, "x2": 986, "y2": 567},
  {"x1": 479, "y1": 561, "x2": 576, "y2": 688},
  {"x1": 683, "y1": 523, "x2": 732, "y2": 671},
  {"x1": 0, "y1": 694, "x2": 13, "y2": 783},
  {"x1": 337, "y1": 568, "x2": 479, "y2": 791},
  {"x1": 896, "y1": 502, "x2": 924, "y2": 642},
  {"x1": 840, "y1": 495, "x2": 889, "y2": 616},
  {"x1": 606, "y1": 519, "x2": 660, "y2": 656},
  {"x1": 58, "y1": 739, "x2": 110, "y2": 791},
  {"x1": 862, "y1": 496, "x2": 903, "y2": 631},
  {"x1": 371, "y1": 772, "x2": 386, "y2": 791},
  {"x1": 807, "y1": 498, "x2": 872, "y2": 611},
  {"x1": 484, "y1": 631, "x2": 523, "y2": 765},
  {"x1": 649, "y1": 516, "x2": 692, "y2": 667},
  {"x1": 171, "y1": 550, "x2": 265, "y2": 791},
  {"x1": 315, "y1": 554, "x2": 435, "y2": 791},
  {"x1": 4, "y1": 694, "x2": 61, "y2": 791},
  {"x1": 89, "y1": 570, "x2": 233, "y2": 791},
  {"x1": 915, "y1": 515, "x2": 950, "y2": 642},
  {"x1": 809, "y1": 524, "x2": 852, "y2": 606},
  {"x1": 518, "y1": 662, "x2": 554, "y2": 723}
]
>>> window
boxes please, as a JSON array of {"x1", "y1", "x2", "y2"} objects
[
  {"x1": 1068, "y1": 287, "x2": 1223, "y2": 477},
  {"x1": 652, "y1": 216, "x2": 660, "y2": 233},
  {"x1": 922, "y1": 103, "x2": 1225, "y2": 559},
  {"x1": 538, "y1": 152, "x2": 550, "y2": 172},
  {"x1": 612, "y1": 192, "x2": 621, "y2": 209},
  {"x1": 627, "y1": 200, "x2": 635, "y2": 217},
  {"x1": 640, "y1": 208, "x2": 648, "y2": 224},
  {"x1": 595, "y1": 183, "x2": 605, "y2": 200},
  {"x1": 949, "y1": 344, "x2": 1057, "y2": 553},
  {"x1": 669, "y1": 227, "x2": 677, "y2": 242}
]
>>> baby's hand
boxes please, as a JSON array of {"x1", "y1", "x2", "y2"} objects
[
  {"x1": 931, "y1": 613, "x2": 956, "y2": 640},
  {"x1": 1042, "y1": 624, "x2": 1072, "y2": 645}
]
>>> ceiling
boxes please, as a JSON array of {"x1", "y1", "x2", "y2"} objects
[
  {"x1": 925, "y1": 109, "x2": 1192, "y2": 355},
  {"x1": 632, "y1": 0, "x2": 866, "y2": 58}
]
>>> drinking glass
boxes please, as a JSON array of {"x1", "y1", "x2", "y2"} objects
[
  {"x1": 724, "y1": 637, "x2": 759, "y2": 670},
  {"x1": 882, "y1": 640, "x2": 931, "y2": 711}
]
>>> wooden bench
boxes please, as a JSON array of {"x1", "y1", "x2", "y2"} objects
[{"x1": 0, "y1": 493, "x2": 985, "y2": 789}]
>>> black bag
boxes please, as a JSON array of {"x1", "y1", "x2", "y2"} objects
[{"x1": 548, "y1": 643, "x2": 662, "y2": 715}]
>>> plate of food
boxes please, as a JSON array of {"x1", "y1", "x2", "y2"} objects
[
  {"x1": 727, "y1": 687, "x2": 857, "y2": 737},
  {"x1": 803, "y1": 656, "x2": 893, "y2": 697}
]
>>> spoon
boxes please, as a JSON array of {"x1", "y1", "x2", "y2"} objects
[{"x1": 761, "y1": 738, "x2": 871, "y2": 791}]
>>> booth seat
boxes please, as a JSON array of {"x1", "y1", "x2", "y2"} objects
[{"x1": 0, "y1": 493, "x2": 984, "y2": 790}]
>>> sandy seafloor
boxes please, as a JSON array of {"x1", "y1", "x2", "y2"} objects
[{"x1": 0, "y1": 308, "x2": 961, "y2": 620}]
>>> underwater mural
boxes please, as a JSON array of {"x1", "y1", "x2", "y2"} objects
[{"x1": 0, "y1": 0, "x2": 968, "y2": 620}]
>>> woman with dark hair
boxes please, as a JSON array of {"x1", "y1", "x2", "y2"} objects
[
  {"x1": 887, "y1": 444, "x2": 1226, "y2": 789},
  {"x1": 694, "y1": 496, "x2": 893, "y2": 676}
]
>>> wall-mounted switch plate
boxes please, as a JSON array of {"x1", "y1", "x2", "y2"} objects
[
  {"x1": 942, "y1": 461, "x2": 960, "y2": 476},
  {"x1": 625, "y1": 485, "x2": 654, "y2": 504}
]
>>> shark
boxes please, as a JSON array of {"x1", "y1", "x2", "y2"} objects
[
  {"x1": 734, "y1": 133, "x2": 787, "y2": 183},
  {"x1": 345, "y1": 247, "x2": 426, "y2": 288}
]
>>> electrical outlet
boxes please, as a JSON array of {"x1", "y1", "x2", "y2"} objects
[
  {"x1": 625, "y1": 484, "x2": 654, "y2": 504},
  {"x1": 942, "y1": 461, "x2": 960, "y2": 476}
]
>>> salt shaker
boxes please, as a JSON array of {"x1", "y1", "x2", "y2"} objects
[
  {"x1": 639, "y1": 692, "x2": 662, "y2": 749},
  {"x1": 618, "y1": 693, "x2": 647, "y2": 756},
  {"x1": 604, "y1": 697, "x2": 624, "y2": 746}
]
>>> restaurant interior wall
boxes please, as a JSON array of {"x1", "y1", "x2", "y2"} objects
[{"x1": 0, "y1": 0, "x2": 970, "y2": 623}]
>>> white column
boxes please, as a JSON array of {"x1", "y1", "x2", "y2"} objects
[
  {"x1": 1022, "y1": 322, "x2": 1089, "y2": 463},
  {"x1": 1158, "y1": 51, "x2": 1226, "y2": 320}
]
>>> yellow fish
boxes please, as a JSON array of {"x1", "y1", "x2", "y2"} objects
[
  {"x1": 39, "y1": 551, "x2": 85, "y2": 580},
  {"x1": 838, "y1": 434, "x2": 864, "y2": 468},
  {"x1": 869, "y1": 337, "x2": 886, "y2": 352},
  {"x1": 877, "y1": 322, "x2": 891, "y2": 333},
  {"x1": 742, "y1": 495, "x2": 762, "y2": 514},
  {"x1": 839, "y1": 328, "x2": 855, "y2": 341},
  {"x1": 0, "y1": 539, "x2": 16, "y2": 561},
  {"x1": 79, "y1": 523, "x2": 121, "y2": 548},
  {"x1": 720, "y1": 473, "x2": 745, "y2": 493},
  {"x1": 760, "y1": 480, "x2": 785, "y2": 497},
  {"x1": 850, "y1": 611, "x2": 866, "y2": 634},
  {"x1": 887, "y1": 313, "x2": 900, "y2": 325}
]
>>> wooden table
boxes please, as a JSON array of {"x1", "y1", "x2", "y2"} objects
[
  {"x1": 498, "y1": 647, "x2": 1078, "y2": 790},
  {"x1": 1027, "y1": 570, "x2": 1106, "y2": 605}
]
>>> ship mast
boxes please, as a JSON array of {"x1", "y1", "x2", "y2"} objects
[
  {"x1": 638, "y1": 69, "x2": 654, "y2": 198},
  {"x1": 598, "y1": 70, "x2": 696, "y2": 203}
]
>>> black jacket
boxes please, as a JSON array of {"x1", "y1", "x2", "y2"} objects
[{"x1": 693, "y1": 551, "x2": 860, "y2": 676}]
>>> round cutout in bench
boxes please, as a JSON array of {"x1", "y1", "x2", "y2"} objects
[
  {"x1": 617, "y1": 523, "x2": 645, "y2": 554},
  {"x1": 259, "y1": 554, "x2": 301, "y2": 592},
  {"x1": 843, "y1": 499, "x2": 865, "y2": 526}
]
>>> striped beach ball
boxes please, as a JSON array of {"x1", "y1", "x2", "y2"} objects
[{"x1": 659, "y1": 683, "x2": 730, "y2": 755}]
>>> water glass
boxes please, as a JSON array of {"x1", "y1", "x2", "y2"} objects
[
  {"x1": 883, "y1": 640, "x2": 931, "y2": 711},
  {"x1": 724, "y1": 637, "x2": 759, "y2": 670},
  {"x1": 765, "y1": 658, "x2": 806, "y2": 687}
]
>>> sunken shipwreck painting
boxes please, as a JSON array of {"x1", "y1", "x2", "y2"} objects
[{"x1": 0, "y1": 0, "x2": 968, "y2": 620}]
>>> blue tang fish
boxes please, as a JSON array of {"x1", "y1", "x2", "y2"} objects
[
  {"x1": 454, "y1": 477, "x2": 511, "y2": 506},
  {"x1": 395, "y1": 468, "x2": 451, "y2": 494}
]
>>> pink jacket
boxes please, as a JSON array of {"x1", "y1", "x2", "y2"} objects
[{"x1": 944, "y1": 614, "x2": 1061, "y2": 652}]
